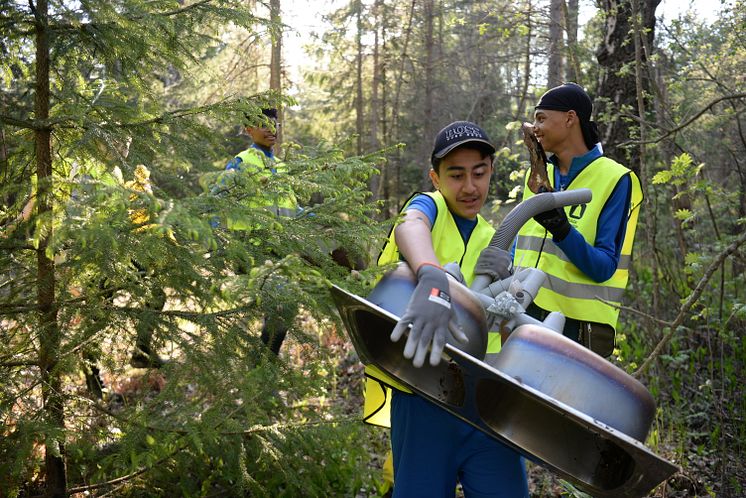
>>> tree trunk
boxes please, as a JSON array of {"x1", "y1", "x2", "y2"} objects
[
  {"x1": 420, "y1": 0, "x2": 435, "y2": 190},
  {"x1": 0, "y1": 123, "x2": 10, "y2": 210},
  {"x1": 514, "y1": 0, "x2": 533, "y2": 123},
  {"x1": 732, "y1": 129, "x2": 746, "y2": 294},
  {"x1": 471, "y1": 0, "x2": 489, "y2": 123},
  {"x1": 368, "y1": 0, "x2": 382, "y2": 202},
  {"x1": 392, "y1": 0, "x2": 416, "y2": 207},
  {"x1": 631, "y1": 0, "x2": 660, "y2": 318},
  {"x1": 564, "y1": 0, "x2": 580, "y2": 82},
  {"x1": 596, "y1": 0, "x2": 661, "y2": 176},
  {"x1": 547, "y1": 0, "x2": 564, "y2": 88},
  {"x1": 381, "y1": 2, "x2": 391, "y2": 217},
  {"x1": 269, "y1": 0, "x2": 283, "y2": 150},
  {"x1": 0, "y1": 89, "x2": 8, "y2": 182},
  {"x1": 34, "y1": 1, "x2": 67, "y2": 496},
  {"x1": 355, "y1": 0, "x2": 364, "y2": 156}
]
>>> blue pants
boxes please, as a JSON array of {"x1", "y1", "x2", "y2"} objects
[{"x1": 391, "y1": 391, "x2": 528, "y2": 498}]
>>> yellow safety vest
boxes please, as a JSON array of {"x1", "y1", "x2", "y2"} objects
[
  {"x1": 363, "y1": 190, "x2": 500, "y2": 427},
  {"x1": 126, "y1": 165, "x2": 153, "y2": 227},
  {"x1": 225, "y1": 147, "x2": 297, "y2": 229},
  {"x1": 514, "y1": 157, "x2": 643, "y2": 330}
]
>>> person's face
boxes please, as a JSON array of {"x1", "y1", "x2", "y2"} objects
[
  {"x1": 532, "y1": 109, "x2": 576, "y2": 153},
  {"x1": 429, "y1": 147, "x2": 493, "y2": 220},
  {"x1": 246, "y1": 119, "x2": 279, "y2": 149}
]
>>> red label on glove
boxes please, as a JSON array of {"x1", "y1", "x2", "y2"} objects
[{"x1": 428, "y1": 288, "x2": 452, "y2": 309}]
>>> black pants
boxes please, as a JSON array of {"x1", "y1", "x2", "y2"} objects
[
  {"x1": 258, "y1": 277, "x2": 298, "y2": 355},
  {"x1": 525, "y1": 302, "x2": 581, "y2": 342},
  {"x1": 525, "y1": 303, "x2": 615, "y2": 357},
  {"x1": 235, "y1": 259, "x2": 297, "y2": 356}
]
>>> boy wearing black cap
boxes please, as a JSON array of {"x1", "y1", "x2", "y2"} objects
[
  {"x1": 514, "y1": 83, "x2": 643, "y2": 355},
  {"x1": 366, "y1": 121, "x2": 527, "y2": 497},
  {"x1": 224, "y1": 108, "x2": 280, "y2": 178},
  {"x1": 223, "y1": 108, "x2": 297, "y2": 355}
]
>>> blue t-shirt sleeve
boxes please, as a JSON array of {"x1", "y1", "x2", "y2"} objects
[
  {"x1": 212, "y1": 156, "x2": 244, "y2": 196},
  {"x1": 555, "y1": 175, "x2": 632, "y2": 282},
  {"x1": 225, "y1": 156, "x2": 243, "y2": 171},
  {"x1": 405, "y1": 194, "x2": 437, "y2": 226}
]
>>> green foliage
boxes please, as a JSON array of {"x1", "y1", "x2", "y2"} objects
[
  {"x1": 651, "y1": 153, "x2": 704, "y2": 186},
  {"x1": 303, "y1": 0, "x2": 557, "y2": 203},
  {"x1": 0, "y1": 1, "x2": 386, "y2": 496},
  {"x1": 3, "y1": 0, "x2": 746, "y2": 495},
  {"x1": 620, "y1": 20, "x2": 746, "y2": 487},
  {"x1": 0, "y1": 137, "x2": 384, "y2": 495}
]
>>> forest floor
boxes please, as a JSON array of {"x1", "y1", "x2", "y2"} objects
[
  {"x1": 88, "y1": 311, "x2": 701, "y2": 498},
  {"x1": 92, "y1": 320, "x2": 578, "y2": 497}
]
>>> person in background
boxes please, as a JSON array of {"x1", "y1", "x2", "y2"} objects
[
  {"x1": 126, "y1": 164, "x2": 169, "y2": 370},
  {"x1": 222, "y1": 108, "x2": 297, "y2": 355},
  {"x1": 514, "y1": 82, "x2": 643, "y2": 356},
  {"x1": 366, "y1": 121, "x2": 527, "y2": 497}
]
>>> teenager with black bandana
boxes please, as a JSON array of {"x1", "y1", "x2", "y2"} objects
[{"x1": 514, "y1": 82, "x2": 643, "y2": 356}]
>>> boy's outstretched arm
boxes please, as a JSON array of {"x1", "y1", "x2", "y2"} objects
[
  {"x1": 390, "y1": 208, "x2": 468, "y2": 367},
  {"x1": 394, "y1": 208, "x2": 438, "y2": 270}
]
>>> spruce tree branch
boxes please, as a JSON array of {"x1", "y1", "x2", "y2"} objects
[
  {"x1": 114, "y1": 109, "x2": 203, "y2": 127},
  {"x1": 158, "y1": 0, "x2": 213, "y2": 17},
  {"x1": 0, "y1": 287, "x2": 115, "y2": 315},
  {"x1": 617, "y1": 93, "x2": 746, "y2": 147},
  {"x1": 14, "y1": 0, "x2": 220, "y2": 36},
  {"x1": 232, "y1": 416, "x2": 359, "y2": 436},
  {"x1": 0, "y1": 240, "x2": 36, "y2": 252},
  {"x1": 3, "y1": 98, "x2": 230, "y2": 131},
  {"x1": 634, "y1": 230, "x2": 746, "y2": 378},
  {"x1": 68, "y1": 404, "x2": 356, "y2": 494},
  {"x1": 0, "y1": 114, "x2": 45, "y2": 130},
  {"x1": 87, "y1": 397, "x2": 357, "y2": 437},
  {"x1": 115, "y1": 101, "x2": 229, "y2": 128},
  {"x1": 0, "y1": 288, "x2": 253, "y2": 319},
  {"x1": 1, "y1": 377, "x2": 43, "y2": 403},
  {"x1": 0, "y1": 113, "x2": 81, "y2": 130},
  {"x1": 68, "y1": 400, "x2": 244, "y2": 494},
  {"x1": 66, "y1": 441, "x2": 191, "y2": 493},
  {"x1": 99, "y1": 302, "x2": 258, "y2": 320},
  {"x1": 20, "y1": 0, "x2": 213, "y2": 35}
]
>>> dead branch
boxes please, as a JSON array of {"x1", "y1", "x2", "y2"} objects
[{"x1": 618, "y1": 93, "x2": 746, "y2": 147}]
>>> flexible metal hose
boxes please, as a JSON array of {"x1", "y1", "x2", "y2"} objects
[{"x1": 470, "y1": 189, "x2": 592, "y2": 293}]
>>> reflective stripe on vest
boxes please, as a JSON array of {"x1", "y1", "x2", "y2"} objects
[
  {"x1": 226, "y1": 148, "x2": 297, "y2": 229},
  {"x1": 514, "y1": 156, "x2": 643, "y2": 330},
  {"x1": 363, "y1": 190, "x2": 498, "y2": 427}
]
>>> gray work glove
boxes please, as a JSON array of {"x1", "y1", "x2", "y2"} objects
[
  {"x1": 475, "y1": 246, "x2": 513, "y2": 281},
  {"x1": 443, "y1": 262, "x2": 465, "y2": 284},
  {"x1": 390, "y1": 264, "x2": 468, "y2": 367}
]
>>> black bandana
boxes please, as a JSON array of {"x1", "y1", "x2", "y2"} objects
[{"x1": 536, "y1": 83, "x2": 600, "y2": 149}]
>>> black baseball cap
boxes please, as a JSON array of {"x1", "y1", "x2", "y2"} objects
[
  {"x1": 431, "y1": 121, "x2": 496, "y2": 167},
  {"x1": 244, "y1": 108, "x2": 278, "y2": 126}
]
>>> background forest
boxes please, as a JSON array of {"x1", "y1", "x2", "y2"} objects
[{"x1": 1, "y1": 0, "x2": 744, "y2": 497}]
